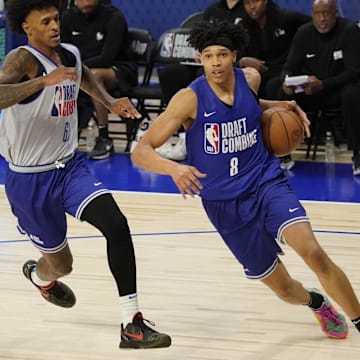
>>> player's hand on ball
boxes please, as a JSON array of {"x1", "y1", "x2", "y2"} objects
[
  {"x1": 111, "y1": 97, "x2": 141, "y2": 119},
  {"x1": 285, "y1": 100, "x2": 311, "y2": 138},
  {"x1": 170, "y1": 164, "x2": 207, "y2": 199}
]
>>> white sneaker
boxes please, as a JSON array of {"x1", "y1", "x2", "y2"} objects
[
  {"x1": 156, "y1": 140, "x2": 173, "y2": 157},
  {"x1": 280, "y1": 155, "x2": 295, "y2": 170},
  {"x1": 166, "y1": 133, "x2": 186, "y2": 161}
]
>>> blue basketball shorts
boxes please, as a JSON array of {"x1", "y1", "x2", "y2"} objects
[
  {"x1": 202, "y1": 176, "x2": 309, "y2": 280},
  {"x1": 5, "y1": 152, "x2": 111, "y2": 253}
]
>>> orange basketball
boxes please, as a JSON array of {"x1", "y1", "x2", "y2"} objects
[{"x1": 261, "y1": 107, "x2": 304, "y2": 156}]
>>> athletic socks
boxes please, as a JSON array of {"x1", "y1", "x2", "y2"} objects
[
  {"x1": 307, "y1": 290, "x2": 360, "y2": 333},
  {"x1": 307, "y1": 290, "x2": 325, "y2": 310},
  {"x1": 30, "y1": 267, "x2": 53, "y2": 287},
  {"x1": 120, "y1": 293, "x2": 139, "y2": 325},
  {"x1": 351, "y1": 316, "x2": 360, "y2": 332},
  {"x1": 98, "y1": 125, "x2": 109, "y2": 138}
]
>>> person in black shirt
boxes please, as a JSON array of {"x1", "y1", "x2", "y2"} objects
[
  {"x1": 239, "y1": 0, "x2": 310, "y2": 170},
  {"x1": 59, "y1": 0, "x2": 110, "y2": 13},
  {"x1": 61, "y1": 0, "x2": 137, "y2": 159},
  {"x1": 239, "y1": 0, "x2": 310, "y2": 100},
  {"x1": 203, "y1": 0, "x2": 245, "y2": 24},
  {"x1": 281, "y1": 0, "x2": 360, "y2": 175}
]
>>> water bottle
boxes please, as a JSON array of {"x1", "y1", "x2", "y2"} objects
[
  {"x1": 86, "y1": 119, "x2": 97, "y2": 152},
  {"x1": 324, "y1": 131, "x2": 336, "y2": 162}
]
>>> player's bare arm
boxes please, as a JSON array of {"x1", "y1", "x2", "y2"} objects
[
  {"x1": 0, "y1": 48, "x2": 49, "y2": 109},
  {"x1": 131, "y1": 88, "x2": 206, "y2": 199},
  {"x1": 0, "y1": 48, "x2": 77, "y2": 109},
  {"x1": 80, "y1": 64, "x2": 140, "y2": 119},
  {"x1": 243, "y1": 66, "x2": 261, "y2": 94}
]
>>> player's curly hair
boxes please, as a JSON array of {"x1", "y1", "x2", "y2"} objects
[
  {"x1": 188, "y1": 19, "x2": 249, "y2": 56},
  {"x1": 5, "y1": 0, "x2": 60, "y2": 35}
]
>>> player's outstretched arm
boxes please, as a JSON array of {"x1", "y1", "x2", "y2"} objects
[{"x1": 80, "y1": 64, "x2": 141, "y2": 119}]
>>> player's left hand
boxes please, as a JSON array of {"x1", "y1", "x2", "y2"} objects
[
  {"x1": 111, "y1": 97, "x2": 142, "y2": 119},
  {"x1": 170, "y1": 163, "x2": 207, "y2": 199}
]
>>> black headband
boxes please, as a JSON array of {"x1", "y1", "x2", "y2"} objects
[{"x1": 199, "y1": 36, "x2": 235, "y2": 52}]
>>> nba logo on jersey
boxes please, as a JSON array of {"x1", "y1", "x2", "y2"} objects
[
  {"x1": 204, "y1": 123, "x2": 220, "y2": 154},
  {"x1": 160, "y1": 32, "x2": 174, "y2": 58},
  {"x1": 51, "y1": 84, "x2": 76, "y2": 117}
]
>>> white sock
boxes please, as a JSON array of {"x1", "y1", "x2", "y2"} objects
[
  {"x1": 30, "y1": 267, "x2": 53, "y2": 287},
  {"x1": 120, "y1": 293, "x2": 139, "y2": 326}
]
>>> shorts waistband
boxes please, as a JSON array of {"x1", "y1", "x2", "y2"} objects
[{"x1": 9, "y1": 152, "x2": 74, "y2": 173}]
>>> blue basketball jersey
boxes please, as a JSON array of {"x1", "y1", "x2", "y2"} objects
[{"x1": 187, "y1": 68, "x2": 282, "y2": 200}]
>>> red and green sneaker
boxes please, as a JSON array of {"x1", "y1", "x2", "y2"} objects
[{"x1": 309, "y1": 288, "x2": 348, "y2": 339}]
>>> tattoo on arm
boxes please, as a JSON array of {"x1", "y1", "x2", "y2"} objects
[{"x1": 0, "y1": 49, "x2": 45, "y2": 109}]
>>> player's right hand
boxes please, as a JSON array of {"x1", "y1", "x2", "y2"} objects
[
  {"x1": 43, "y1": 65, "x2": 77, "y2": 86},
  {"x1": 170, "y1": 163, "x2": 207, "y2": 199}
]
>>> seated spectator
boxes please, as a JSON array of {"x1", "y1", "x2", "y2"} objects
[
  {"x1": 281, "y1": 0, "x2": 360, "y2": 175},
  {"x1": 60, "y1": 0, "x2": 111, "y2": 16},
  {"x1": 203, "y1": 0, "x2": 245, "y2": 24},
  {"x1": 239, "y1": 0, "x2": 310, "y2": 171},
  {"x1": 61, "y1": 0, "x2": 137, "y2": 159},
  {"x1": 240, "y1": 0, "x2": 310, "y2": 100}
]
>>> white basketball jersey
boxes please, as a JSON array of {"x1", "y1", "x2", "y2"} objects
[{"x1": 0, "y1": 43, "x2": 82, "y2": 167}]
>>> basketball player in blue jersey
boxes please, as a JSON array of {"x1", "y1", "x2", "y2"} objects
[
  {"x1": 132, "y1": 20, "x2": 360, "y2": 339},
  {"x1": 0, "y1": 0, "x2": 170, "y2": 350}
]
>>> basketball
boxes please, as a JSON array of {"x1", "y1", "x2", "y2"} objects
[{"x1": 261, "y1": 107, "x2": 304, "y2": 156}]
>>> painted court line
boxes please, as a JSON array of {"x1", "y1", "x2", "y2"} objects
[{"x1": 0, "y1": 228, "x2": 360, "y2": 245}]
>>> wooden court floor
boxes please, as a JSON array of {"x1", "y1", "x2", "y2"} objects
[{"x1": 1, "y1": 188, "x2": 360, "y2": 359}]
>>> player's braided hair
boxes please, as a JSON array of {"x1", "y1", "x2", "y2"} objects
[
  {"x1": 188, "y1": 19, "x2": 249, "y2": 56},
  {"x1": 5, "y1": 0, "x2": 60, "y2": 35}
]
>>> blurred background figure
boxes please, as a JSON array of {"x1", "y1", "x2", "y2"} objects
[{"x1": 61, "y1": 0, "x2": 137, "y2": 159}]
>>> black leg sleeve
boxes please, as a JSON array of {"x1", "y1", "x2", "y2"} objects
[{"x1": 80, "y1": 193, "x2": 136, "y2": 296}]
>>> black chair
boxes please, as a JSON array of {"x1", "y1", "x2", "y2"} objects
[
  {"x1": 180, "y1": 11, "x2": 204, "y2": 28},
  {"x1": 305, "y1": 108, "x2": 345, "y2": 160},
  {"x1": 127, "y1": 27, "x2": 197, "y2": 121},
  {"x1": 108, "y1": 28, "x2": 154, "y2": 151}
]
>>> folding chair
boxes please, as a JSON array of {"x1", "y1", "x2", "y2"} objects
[
  {"x1": 108, "y1": 28, "x2": 154, "y2": 151},
  {"x1": 180, "y1": 11, "x2": 204, "y2": 28},
  {"x1": 127, "y1": 27, "x2": 197, "y2": 121},
  {"x1": 306, "y1": 107, "x2": 344, "y2": 160}
]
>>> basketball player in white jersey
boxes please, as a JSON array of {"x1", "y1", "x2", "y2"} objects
[{"x1": 0, "y1": 0, "x2": 171, "y2": 350}]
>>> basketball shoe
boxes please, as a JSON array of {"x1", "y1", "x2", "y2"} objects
[
  {"x1": 120, "y1": 312, "x2": 171, "y2": 349},
  {"x1": 166, "y1": 132, "x2": 187, "y2": 161},
  {"x1": 23, "y1": 260, "x2": 76, "y2": 308},
  {"x1": 279, "y1": 155, "x2": 295, "y2": 170},
  {"x1": 88, "y1": 136, "x2": 114, "y2": 160},
  {"x1": 352, "y1": 153, "x2": 360, "y2": 176},
  {"x1": 308, "y1": 288, "x2": 348, "y2": 339}
]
